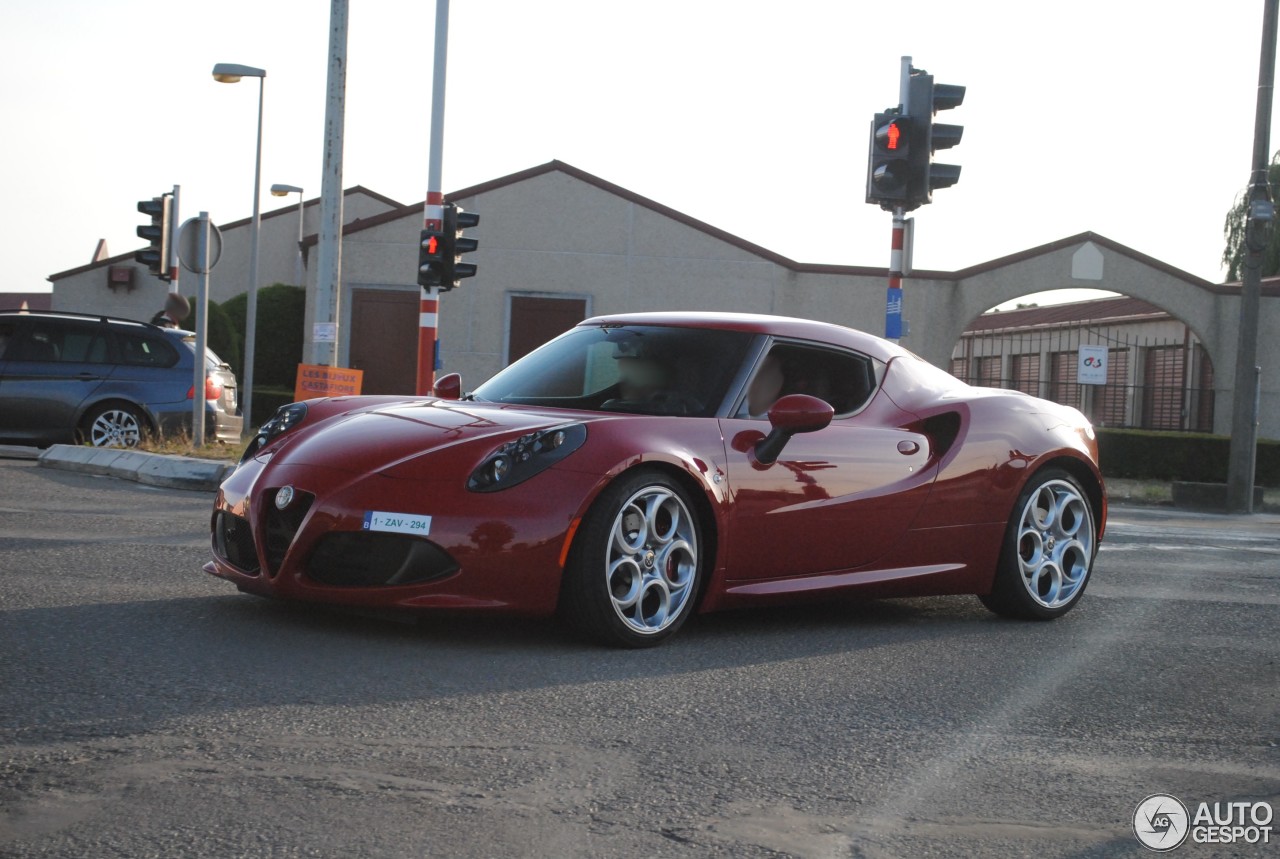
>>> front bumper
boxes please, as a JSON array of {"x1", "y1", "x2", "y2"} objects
[{"x1": 204, "y1": 455, "x2": 585, "y2": 616}]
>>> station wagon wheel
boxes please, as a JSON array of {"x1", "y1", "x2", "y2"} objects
[
  {"x1": 79, "y1": 403, "x2": 146, "y2": 449},
  {"x1": 981, "y1": 468, "x2": 1097, "y2": 620},
  {"x1": 562, "y1": 471, "x2": 703, "y2": 648}
]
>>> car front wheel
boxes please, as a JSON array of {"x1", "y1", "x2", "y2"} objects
[
  {"x1": 980, "y1": 468, "x2": 1098, "y2": 620},
  {"x1": 562, "y1": 471, "x2": 703, "y2": 647}
]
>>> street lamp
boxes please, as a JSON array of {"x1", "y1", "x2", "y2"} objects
[
  {"x1": 212, "y1": 62, "x2": 266, "y2": 436},
  {"x1": 270, "y1": 183, "x2": 305, "y2": 286}
]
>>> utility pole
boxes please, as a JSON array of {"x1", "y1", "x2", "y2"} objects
[
  {"x1": 313, "y1": 0, "x2": 349, "y2": 368},
  {"x1": 1227, "y1": 0, "x2": 1279, "y2": 513}
]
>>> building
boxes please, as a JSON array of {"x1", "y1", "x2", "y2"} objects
[{"x1": 47, "y1": 160, "x2": 1280, "y2": 439}]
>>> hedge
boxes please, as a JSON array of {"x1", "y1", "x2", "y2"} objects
[
  {"x1": 221, "y1": 284, "x2": 306, "y2": 387},
  {"x1": 178, "y1": 298, "x2": 241, "y2": 372},
  {"x1": 1097, "y1": 428, "x2": 1280, "y2": 486}
]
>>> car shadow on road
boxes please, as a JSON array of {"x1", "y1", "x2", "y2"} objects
[{"x1": 0, "y1": 587, "x2": 1061, "y2": 745}]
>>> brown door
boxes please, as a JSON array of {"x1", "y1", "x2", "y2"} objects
[
  {"x1": 349, "y1": 289, "x2": 418, "y2": 395},
  {"x1": 507, "y1": 295, "x2": 587, "y2": 365}
]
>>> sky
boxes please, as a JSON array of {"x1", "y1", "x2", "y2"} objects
[{"x1": 1, "y1": 1, "x2": 1274, "y2": 312}]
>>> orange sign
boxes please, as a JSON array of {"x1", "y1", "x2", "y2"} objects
[{"x1": 294, "y1": 363, "x2": 364, "y2": 401}]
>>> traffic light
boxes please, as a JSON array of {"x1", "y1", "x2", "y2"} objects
[
  {"x1": 866, "y1": 112, "x2": 913, "y2": 208},
  {"x1": 135, "y1": 195, "x2": 172, "y2": 281},
  {"x1": 905, "y1": 69, "x2": 965, "y2": 207},
  {"x1": 417, "y1": 225, "x2": 448, "y2": 288},
  {"x1": 441, "y1": 203, "x2": 479, "y2": 290}
]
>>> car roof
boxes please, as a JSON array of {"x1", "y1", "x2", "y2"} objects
[
  {"x1": 0, "y1": 309, "x2": 162, "y2": 331},
  {"x1": 576, "y1": 311, "x2": 909, "y2": 363}
]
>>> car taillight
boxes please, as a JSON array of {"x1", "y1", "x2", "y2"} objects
[{"x1": 187, "y1": 376, "x2": 224, "y2": 401}]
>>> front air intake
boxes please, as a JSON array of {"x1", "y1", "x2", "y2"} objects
[{"x1": 306, "y1": 532, "x2": 460, "y2": 587}]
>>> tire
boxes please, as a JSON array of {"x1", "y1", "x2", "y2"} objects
[
  {"x1": 561, "y1": 471, "x2": 703, "y2": 648},
  {"x1": 980, "y1": 468, "x2": 1098, "y2": 620},
  {"x1": 78, "y1": 403, "x2": 146, "y2": 449}
]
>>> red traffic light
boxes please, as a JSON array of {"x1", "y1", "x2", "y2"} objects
[
  {"x1": 886, "y1": 121, "x2": 901, "y2": 150},
  {"x1": 425, "y1": 235, "x2": 438, "y2": 255}
]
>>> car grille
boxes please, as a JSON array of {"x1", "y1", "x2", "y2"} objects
[
  {"x1": 263, "y1": 488, "x2": 314, "y2": 576},
  {"x1": 213, "y1": 511, "x2": 260, "y2": 574},
  {"x1": 306, "y1": 532, "x2": 460, "y2": 587}
]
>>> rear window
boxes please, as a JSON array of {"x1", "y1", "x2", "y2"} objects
[
  {"x1": 118, "y1": 332, "x2": 179, "y2": 368},
  {"x1": 179, "y1": 334, "x2": 231, "y2": 373}
]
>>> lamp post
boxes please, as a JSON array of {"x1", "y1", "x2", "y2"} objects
[
  {"x1": 213, "y1": 62, "x2": 266, "y2": 435},
  {"x1": 271, "y1": 183, "x2": 305, "y2": 286}
]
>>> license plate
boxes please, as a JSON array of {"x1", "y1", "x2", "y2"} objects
[{"x1": 363, "y1": 511, "x2": 432, "y2": 536}]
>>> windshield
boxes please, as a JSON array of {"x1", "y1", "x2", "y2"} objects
[{"x1": 473, "y1": 324, "x2": 755, "y2": 417}]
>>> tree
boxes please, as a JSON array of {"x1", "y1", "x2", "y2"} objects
[{"x1": 1222, "y1": 151, "x2": 1280, "y2": 282}]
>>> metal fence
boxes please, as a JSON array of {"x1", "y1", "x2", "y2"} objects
[{"x1": 951, "y1": 323, "x2": 1215, "y2": 433}]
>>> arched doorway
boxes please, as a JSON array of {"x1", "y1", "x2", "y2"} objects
[{"x1": 949, "y1": 295, "x2": 1216, "y2": 432}]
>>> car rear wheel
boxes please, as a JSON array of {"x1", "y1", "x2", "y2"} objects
[
  {"x1": 562, "y1": 471, "x2": 702, "y2": 648},
  {"x1": 980, "y1": 468, "x2": 1097, "y2": 620},
  {"x1": 79, "y1": 403, "x2": 146, "y2": 449}
]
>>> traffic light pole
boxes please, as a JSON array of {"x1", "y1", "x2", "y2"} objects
[
  {"x1": 416, "y1": 0, "x2": 450, "y2": 396},
  {"x1": 168, "y1": 185, "x2": 181, "y2": 293},
  {"x1": 883, "y1": 58, "x2": 912, "y2": 344}
]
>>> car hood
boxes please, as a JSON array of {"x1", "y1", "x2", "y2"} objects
[{"x1": 262, "y1": 399, "x2": 587, "y2": 479}]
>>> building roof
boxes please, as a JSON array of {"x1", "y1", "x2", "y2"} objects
[
  {"x1": 47, "y1": 159, "x2": 1280, "y2": 298},
  {"x1": 302, "y1": 160, "x2": 1246, "y2": 290},
  {"x1": 963, "y1": 296, "x2": 1171, "y2": 335},
  {"x1": 46, "y1": 186, "x2": 404, "y2": 282}
]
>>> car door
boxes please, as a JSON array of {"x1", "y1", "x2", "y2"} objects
[
  {"x1": 719, "y1": 341, "x2": 937, "y2": 581},
  {"x1": 0, "y1": 318, "x2": 114, "y2": 443}
]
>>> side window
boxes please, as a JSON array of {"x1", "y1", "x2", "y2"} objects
[
  {"x1": 22, "y1": 322, "x2": 111, "y2": 364},
  {"x1": 0, "y1": 321, "x2": 17, "y2": 361},
  {"x1": 740, "y1": 343, "x2": 879, "y2": 418},
  {"x1": 118, "y1": 332, "x2": 178, "y2": 368}
]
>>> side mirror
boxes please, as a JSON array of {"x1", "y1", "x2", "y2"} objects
[
  {"x1": 432, "y1": 373, "x2": 462, "y2": 400},
  {"x1": 754, "y1": 394, "x2": 834, "y2": 465}
]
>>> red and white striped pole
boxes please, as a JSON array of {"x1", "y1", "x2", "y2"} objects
[
  {"x1": 416, "y1": 0, "x2": 450, "y2": 395},
  {"x1": 884, "y1": 207, "x2": 905, "y2": 342}
]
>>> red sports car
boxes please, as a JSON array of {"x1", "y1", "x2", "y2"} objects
[{"x1": 205, "y1": 312, "x2": 1106, "y2": 647}]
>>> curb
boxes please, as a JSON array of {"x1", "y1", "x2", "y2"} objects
[{"x1": 36, "y1": 444, "x2": 235, "y2": 492}]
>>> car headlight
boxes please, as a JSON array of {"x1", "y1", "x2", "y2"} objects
[
  {"x1": 240, "y1": 402, "x2": 309, "y2": 463},
  {"x1": 467, "y1": 424, "x2": 587, "y2": 492}
]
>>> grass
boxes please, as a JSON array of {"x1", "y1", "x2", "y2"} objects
[{"x1": 133, "y1": 430, "x2": 249, "y2": 462}]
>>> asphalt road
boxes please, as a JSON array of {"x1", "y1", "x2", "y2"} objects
[{"x1": 1, "y1": 458, "x2": 1277, "y2": 858}]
